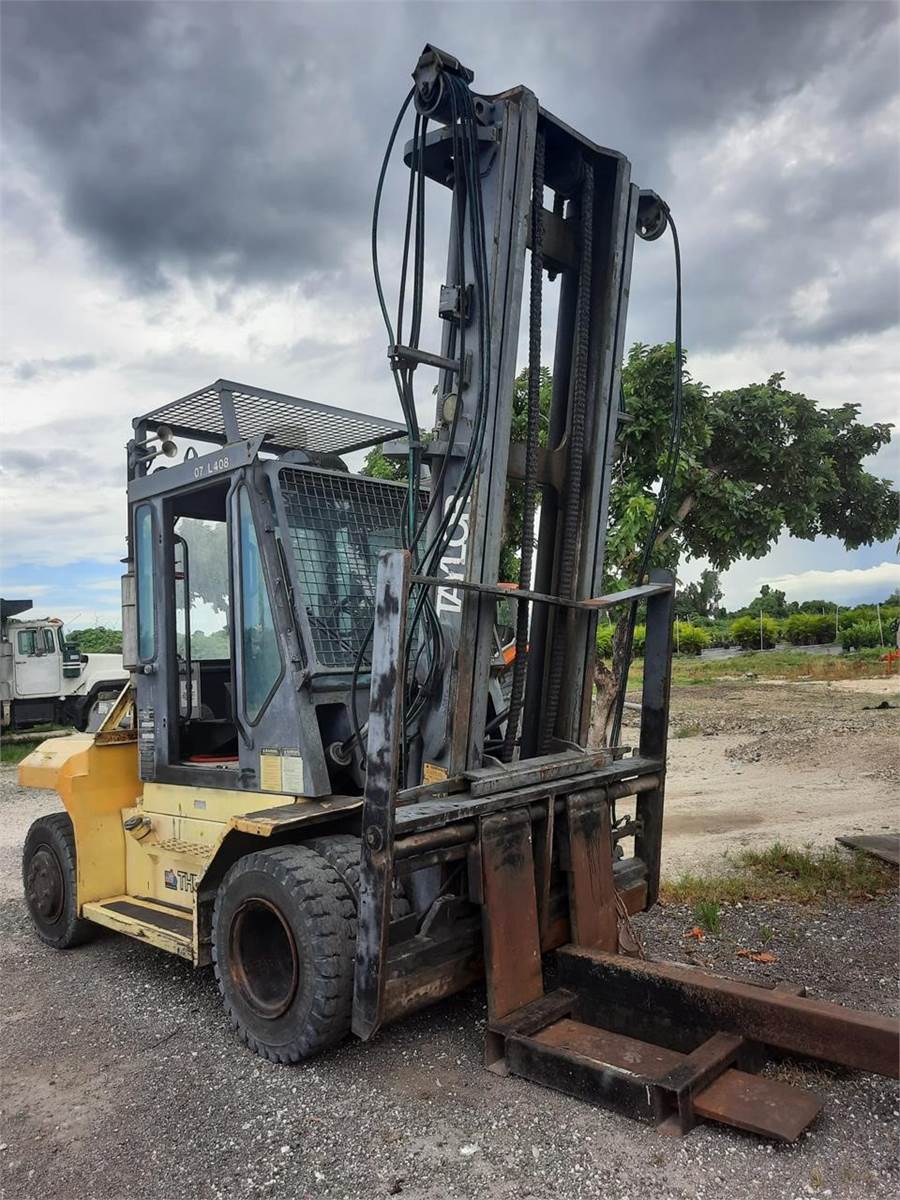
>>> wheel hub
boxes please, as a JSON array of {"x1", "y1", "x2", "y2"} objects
[
  {"x1": 229, "y1": 897, "x2": 299, "y2": 1020},
  {"x1": 26, "y1": 846, "x2": 65, "y2": 923}
]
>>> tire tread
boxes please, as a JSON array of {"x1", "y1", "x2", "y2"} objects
[{"x1": 212, "y1": 845, "x2": 356, "y2": 1063}]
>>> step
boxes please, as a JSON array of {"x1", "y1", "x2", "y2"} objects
[
  {"x1": 503, "y1": 1016, "x2": 822, "y2": 1140},
  {"x1": 82, "y1": 895, "x2": 193, "y2": 961}
]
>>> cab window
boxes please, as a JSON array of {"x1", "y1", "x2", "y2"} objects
[
  {"x1": 238, "y1": 489, "x2": 281, "y2": 722},
  {"x1": 43, "y1": 628, "x2": 56, "y2": 653},
  {"x1": 135, "y1": 504, "x2": 156, "y2": 660},
  {"x1": 17, "y1": 630, "x2": 36, "y2": 655}
]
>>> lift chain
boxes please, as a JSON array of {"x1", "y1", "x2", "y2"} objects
[{"x1": 541, "y1": 158, "x2": 594, "y2": 750}]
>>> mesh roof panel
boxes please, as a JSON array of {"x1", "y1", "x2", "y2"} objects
[{"x1": 139, "y1": 379, "x2": 406, "y2": 456}]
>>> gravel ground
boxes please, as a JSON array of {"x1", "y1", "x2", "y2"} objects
[{"x1": 2, "y1": 763, "x2": 898, "y2": 1200}]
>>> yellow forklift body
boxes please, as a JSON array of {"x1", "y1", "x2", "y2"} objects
[{"x1": 18, "y1": 735, "x2": 362, "y2": 965}]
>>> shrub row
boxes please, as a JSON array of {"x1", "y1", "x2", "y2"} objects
[
  {"x1": 595, "y1": 606, "x2": 897, "y2": 658},
  {"x1": 596, "y1": 621, "x2": 708, "y2": 658}
]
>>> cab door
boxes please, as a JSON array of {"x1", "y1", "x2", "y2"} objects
[{"x1": 13, "y1": 626, "x2": 62, "y2": 696}]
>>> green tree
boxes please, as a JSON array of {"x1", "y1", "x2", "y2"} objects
[
  {"x1": 747, "y1": 584, "x2": 789, "y2": 618},
  {"x1": 361, "y1": 443, "x2": 405, "y2": 481},
  {"x1": 67, "y1": 626, "x2": 122, "y2": 654},
  {"x1": 610, "y1": 345, "x2": 897, "y2": 582},
  {"x1": 675, "y1": 569, "x2": 723, "y2": 619}
]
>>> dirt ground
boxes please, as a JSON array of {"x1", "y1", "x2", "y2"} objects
[
  {"x1": 630, "y1": 676, "x2": 900, "y2": 875},
  {"x1": 1, "y1": 676, "x2": 898, "y2": 1200}
]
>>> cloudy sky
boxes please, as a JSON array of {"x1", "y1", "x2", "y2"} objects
[{"x1": 1, "y1": 0, "x2": 898, "y2": 626}]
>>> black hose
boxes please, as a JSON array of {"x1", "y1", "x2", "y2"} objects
[{"x1": 610, "y1": 206, "x2": 683, "y2": 746}]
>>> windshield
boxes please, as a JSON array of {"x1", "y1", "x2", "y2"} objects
[{"x1": 279, "y1": 468, "x2": 422, "y2": 669}]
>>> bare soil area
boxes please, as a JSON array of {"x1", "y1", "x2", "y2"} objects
[
  {"x1": 620, "y1": 677, "x2": 900, "y2": 876},
  {"x1": 1, "y1": 676, "x2": 898, "y2": 1200}
]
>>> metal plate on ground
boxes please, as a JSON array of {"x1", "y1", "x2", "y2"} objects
[
  {"x1": 532, "y1": 1019, "x2": 684, "y2": 1079},
  {"x1": 836, "y1": 833, "x2": 900, "y2": 867},
  {"x1": 693, "y1": 1069, "x2": 822, "y2": 1140}
]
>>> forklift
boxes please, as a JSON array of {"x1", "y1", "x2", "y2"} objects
[{"x1": 21, "y1": 46, "x2": 898, "y2": 1138}]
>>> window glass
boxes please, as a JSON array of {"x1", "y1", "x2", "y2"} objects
[
  {"x1": 43, "y1": 628, "x2": 56, "y2": 653},
  {"x1": 173, "y1": 517, "x2": 231, "y2": 660},
  {"x1": 238, "y1": 489, "x2": 281, "y2": 721},
  {"x1": 136, "y1": 504, "x2": 156, "y2": 660},
  {"x1": 17, "y1": 630, "x2": 36, "y2": 655},
  {"x1": 57, "y1": 627, "x2": 66, "y2": 654}
]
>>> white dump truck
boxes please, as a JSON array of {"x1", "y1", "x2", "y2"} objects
[{"x1": 0, "y1": 599, "x2": 127, "y2": 732}]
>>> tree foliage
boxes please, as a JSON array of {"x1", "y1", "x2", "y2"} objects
[
  {"x1": 361, "y1": 443, "x2": 406, "y2": 481},
  {"x1": 746, "y1": 584, "x2": 789, "y2": 618},
  {"x1": 611, "y1": 344, "x2": 898, "y2": 581},
  {"x1": 360, "y1": 344, "x2": 897, "y2": 630},
  {"x1": 67, "y1": 626, "x2": 122, "y2": 654},
  {"x1": 675, "y1": 569, "x2": 724, "y2": 619}
]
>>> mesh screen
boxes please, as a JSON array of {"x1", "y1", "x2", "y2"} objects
[
  {"x1": 142, "y1": 381, "x2": 406, "y2": 455},
  {"x1": 280, "y1": 469, "x2": 425, "y2": 669}
]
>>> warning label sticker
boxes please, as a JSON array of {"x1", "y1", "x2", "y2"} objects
[
  {"x1": 423, "y1": 761, "x2": 449, "y2": 785},
  {"x1": 282, "y1": 751, "x2": 304, "y2": 795},
  {"x1": 259, "y1": 749, "x2": 283, "y2": 792}
]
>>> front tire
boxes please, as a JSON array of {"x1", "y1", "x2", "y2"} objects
[
  {"x1": 22, "y1": 812, "x2": 95, "y2": 948},
  {"x1": 212, "y1": 845, "x2": 356, "y2": 1063}
]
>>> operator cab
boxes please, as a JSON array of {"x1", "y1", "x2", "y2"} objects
[{"x1": 125, "y1": 380, "x2": 412, "y2": 798}]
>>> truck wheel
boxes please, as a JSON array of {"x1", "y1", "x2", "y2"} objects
[
  {"x1": 22, "y1": 812, "x2": 95, "y2": 949},
  {"x1": 305, "y1": 833, "x2": 412, "y2": 921},
  {"x1": 212, "y1": 845, "x2": 356, "y2": 1063}
]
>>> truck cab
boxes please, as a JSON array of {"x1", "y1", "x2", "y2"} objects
[{"x1": 0, "y1": 599, "x2": 127, "y2": 731}]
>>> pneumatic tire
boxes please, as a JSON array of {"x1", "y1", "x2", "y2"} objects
[
  {"x1": 22, "y1": 812, "x2": 95, "y2": 949},
  {"x1": 212, "y1": 845, "x2": 356, "y2": 1063}
]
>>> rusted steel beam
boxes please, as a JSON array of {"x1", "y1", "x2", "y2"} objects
[
  {"x1": 391, "y1": 774, "x2": 659, "y2": 853},
  {"x1": 352, "y1": 549, "x2": 411, "y2": 1041},
  {"x1": 557, "y1": 947, "x2": 900, "y2": 1077},
  {"x1": 656, "y1": 1031, "x2": 746, "y2": 1133}
]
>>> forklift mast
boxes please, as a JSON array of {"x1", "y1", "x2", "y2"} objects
[
  {"x1": 400, "y1": 47, "x2": 657, "y2": 775},
  {"x1": 352, "y1": 44, "x2": 676, "y2": 1036}
]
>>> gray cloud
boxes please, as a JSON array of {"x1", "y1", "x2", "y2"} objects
[
  {"x1": 7, "y1": 353, "x2": 98, "y2": 382},
  {"x1": 1, "y1": 0, "x2": 897, "y2": 356}
]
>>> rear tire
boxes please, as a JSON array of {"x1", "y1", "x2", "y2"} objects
[
  {"x1": 212, "y1": 845, "x2": 356, "y2": 1063},
  {"x1": 22, "y1": 812, "x2": 95, "y2": 948}
]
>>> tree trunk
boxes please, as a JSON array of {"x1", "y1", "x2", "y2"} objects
[{"x1": 589, "y1": 615, "x2": 636, "y2": 749}]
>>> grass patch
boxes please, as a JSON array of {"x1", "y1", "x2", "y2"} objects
[
  {"x1": 692, "y1": 899, "x2": 721, "y2": 934},
  {"x1": 0, "y1": 740, "x2": 41, "y2": 765},
  {"x1": 673, "y1": 721, "x2": 703, "y2": 738},
  {"x1": 662, "y1": 842, "x2": 896, "y2": 905},
  {"x1": 624, "y1": 649, "x2": 888, "y2": 692}
]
